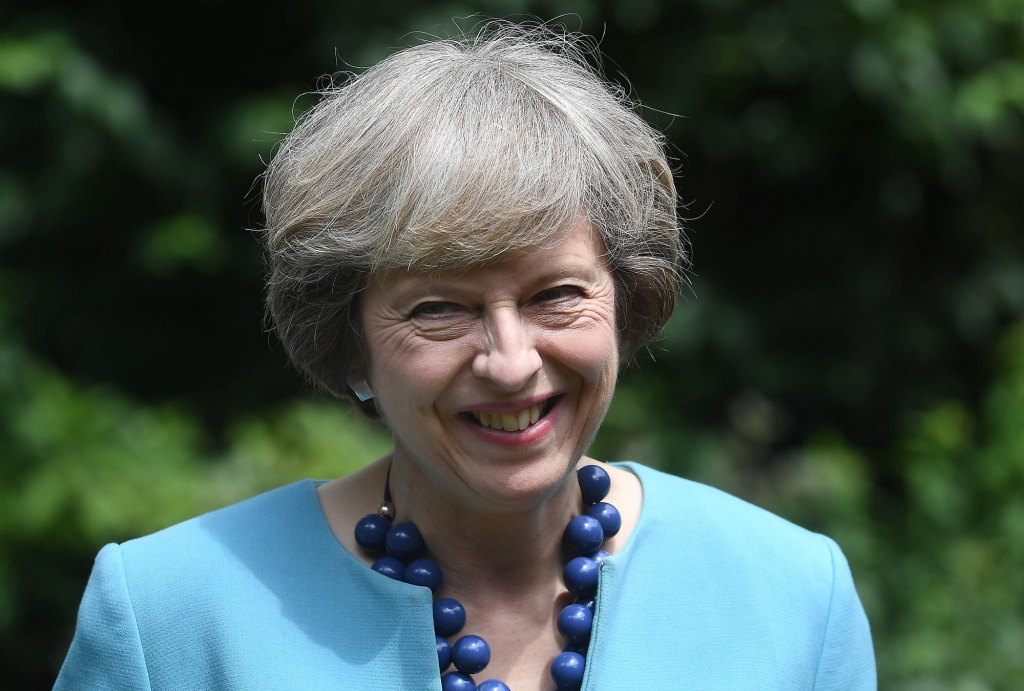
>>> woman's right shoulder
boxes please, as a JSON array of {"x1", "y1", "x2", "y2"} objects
[
  {"x1": 56, "y1": 480, "x2": 338, "y2": 690},
  {"x1": 57, "y1": 475, "x2": 438, "y2": 689},
  {"x1": 117, "y1": 479, "x2": 321, "y2": 579}
]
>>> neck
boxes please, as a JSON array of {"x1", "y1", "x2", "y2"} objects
[{"x1": 388, "y1": 448, "x2": 579, "y2": 604}]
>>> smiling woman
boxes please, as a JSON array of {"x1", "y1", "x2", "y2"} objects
[{"x1": 55, "y1": 22, "x2": 876, "y2": 691}]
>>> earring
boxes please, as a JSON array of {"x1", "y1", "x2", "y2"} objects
[{"x1": 350, "y1": 378, "x2": 374, "y2": 402}]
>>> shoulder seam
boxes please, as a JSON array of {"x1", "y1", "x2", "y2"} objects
[
  {"x1": 113, "y1": 543, "x2": 155, "y2": 691},
  {"x1": 810, "y1": 534, "x2": 838, "y2": 691}
]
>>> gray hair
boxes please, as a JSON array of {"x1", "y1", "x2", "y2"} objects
[{"x1": 262, "y1": 23, "x2": 686, "y2": 411}]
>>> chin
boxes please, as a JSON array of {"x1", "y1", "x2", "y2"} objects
[{"x1": 462, "y1": 452, "x2": 578, "y2": 509}]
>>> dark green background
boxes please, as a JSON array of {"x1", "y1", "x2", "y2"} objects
[{"x1": 2, "y1": 1, "x2": 1023, "y2": 688}]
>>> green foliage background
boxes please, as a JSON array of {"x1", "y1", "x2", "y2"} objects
[{"x1": 1, "y1": 0, "x2": 1022, "y2": 688}]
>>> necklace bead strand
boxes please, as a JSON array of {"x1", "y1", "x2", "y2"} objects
[{"x1": 353, "y1": 464, "x2": 616, "y2": 691}]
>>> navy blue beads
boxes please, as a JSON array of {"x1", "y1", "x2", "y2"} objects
[
  {"x1": 433, "y1": 598, "x2": 466, "y2": 637},
  {"x1": 551, "y1": 651, "x2": 586, "y2": 690},
  {"x1": 436, "y1": 635, "x2": 452, "y2": 672},
  {"x1": 354, "y1": 513, "x2": 390, "y2": 551},
  {"x1": 546, "y1": 464, "x2": 615, "y2": 690},
  {"x1": 385, "y1": 522, "x2": 424, "y2": 561},
  {"x1": 577, "y1": 465, "x2": 610, "y2": 504},
  {"x1": 405, "y1": 558, "x2": 442, "y2": 591},
  {"x1": 476, "y1": 681, "x2": 511, "y2": 691},
  {"x1": 585, "y1": 502, "x2": 621, "y2": 537},
  {"x1": 557, "y1": 604, "x2": 593, "y2": 647},
  {"x1": 452, "y1": 635, "x2": 490, "y2": 674},
  {"x1": 565, "y1": 515, "x2": 604, "y2": 554},
  {"x1": 440, "y1": 672, "x2": 476, "y2": 691},
  {"x1": 563, "y1": 556, "x2": 599, "y2": 599},
  {"x1": 357, "y1": 463, "x2": 618, "y2": 691},
  {"x1": 370, "y1": 556, "x2": 404, "y2": 581}
]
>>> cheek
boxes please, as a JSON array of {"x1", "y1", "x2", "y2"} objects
[
  {"x1": 366, "y1": 329, "x2": 473, "y2": 416},
  {"x1": 542, "y1": 313, "x2": 619, "y2": 385},
  {"x1": 572, "y1": 331, "x2": 618, "y2": 380}
]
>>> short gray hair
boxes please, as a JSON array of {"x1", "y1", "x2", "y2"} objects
[{"x1": 262, "y1": 23, "x2": 686, "y2": 411}]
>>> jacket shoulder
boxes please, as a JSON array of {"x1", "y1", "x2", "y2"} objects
[
  {"x1": 119, "y1": 480, "x2": 316, "y2": 564},
  {"x1": 619, "y1": 461, "x2": 843, "y2": 618}
]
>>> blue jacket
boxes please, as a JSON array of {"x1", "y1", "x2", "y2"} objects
[{"x1": 55, "y1": 462, "x2": 876, "y2": 690}]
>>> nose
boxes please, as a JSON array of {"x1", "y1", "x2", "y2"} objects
[{"x1": 471, "y1": 305, "x2": 542, "y2": 391}]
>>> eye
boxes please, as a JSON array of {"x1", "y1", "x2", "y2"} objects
[
  {"x1": 534, "y1": 286, "x2": 583, "y2": 304},
  {"x1": 411, "y1": 301, "x2": 464, "y2": 318}
]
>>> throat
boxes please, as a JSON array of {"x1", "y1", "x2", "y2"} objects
[{"x1": 426, "y1": 509, "x2": 573, "y2": 597}]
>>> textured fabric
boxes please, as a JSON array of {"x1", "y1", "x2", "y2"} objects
[
  {"x1": 56, "y1": 544, "x2": 152, "y2": 691},
  {"x1": 55, "y1": 463, "x2": 876, "y2": 690}
]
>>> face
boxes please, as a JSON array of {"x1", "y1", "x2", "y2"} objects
[{"x1": 360, "y1": 220, "x2": 619, "y2": 510}]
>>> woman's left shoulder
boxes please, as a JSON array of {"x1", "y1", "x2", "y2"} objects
[
  {"x1": 602, "y1": 462, "x2": 876, "y2": 689},
  {"x1": 613, "y1": 461, "x2": 855, "y2": 599}
]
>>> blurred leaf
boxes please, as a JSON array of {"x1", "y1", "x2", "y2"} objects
[
  {"x1": 0, "y1": 34, "x2": 67, "y2": 92},
  {"x1": 0, "y1": 340, "x2": 390, "y2": 545},
  {"x1": 138, "y1": 213, "x2": 228, "y2": 276},
  {"x1": 221, "y1": 94, "x2": 297, "y2": 169}
]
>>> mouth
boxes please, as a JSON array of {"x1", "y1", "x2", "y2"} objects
[{"x1": 464, "y1": 396, "x2": 559, "y2": 433}]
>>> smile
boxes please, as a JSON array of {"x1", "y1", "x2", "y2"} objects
[{"x1": 467, "y1": 398, "x2": 557, "y2": 432}]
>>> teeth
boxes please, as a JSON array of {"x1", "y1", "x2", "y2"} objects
[
  {"x1": 472, "y1": 402, "x2": 545, "y2": 431},
  {"x1": 517, "y1": 409, "x2": 530, "y2": 430}
]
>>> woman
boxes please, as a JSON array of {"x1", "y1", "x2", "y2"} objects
[{"x1": 56, "y1": 25, "x2": 875, "y2": 691}]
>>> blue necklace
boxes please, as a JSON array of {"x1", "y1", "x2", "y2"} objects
[{"x1": 354, "y1": 464, "x2": 621, "y2": 691}]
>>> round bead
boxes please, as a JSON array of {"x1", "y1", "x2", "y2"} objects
[
  {"x1": 452, "y1": 634, "x2": 491, "y2": 674},
  {"x1": 440, "y1": 672, "x2": 476, "y2": 691},
  {"x1": 557, "y1": 604, "x2": 593, "y2": 647},
  {"x1": 433, "y1": 598, "x2": 467, "y2": 637},
  {"x1": 550, "y1": 651, "x2": 586, "y2": 690},
  {"x1": 476, "y1": 681, "x2": 511, "y2": 691},
  {"x1": 576, "y1": 596, "x2": 596, "y2": 612},
  {"x1": 370, "y1": 556, "x2": 405, "y2": 581},
  {"x1": 565, "y1": 516, "x2": 604, "y2": 554},
  {"x1": 585, "y1": 549, "x2": 610, "y2": 563},
  {"x1": 404, "y1": 558, "x2": 443, "y2": 591},
  {"x1": 354, "y1": 513, "x2": 390, "y2": 552},
  {"x1": 585, "y1": 502, "x2": 621, "y2": 537},
  {"x1": 436, "y1": 635, "x2": 452, "y2": 672},
  {"x1": 577, "y1": 465, "x2": 610, "y2": 504},
  {"x1": 385, "y1": 522, "x2": 424, "y2": 561},
  {"x1": 563, "y1": 556, "x2": 599, "y2": 599}
]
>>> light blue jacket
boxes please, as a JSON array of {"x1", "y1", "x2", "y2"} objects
[{"x1": 55, "y1": 462, "x2": 876, "y2": 689}]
